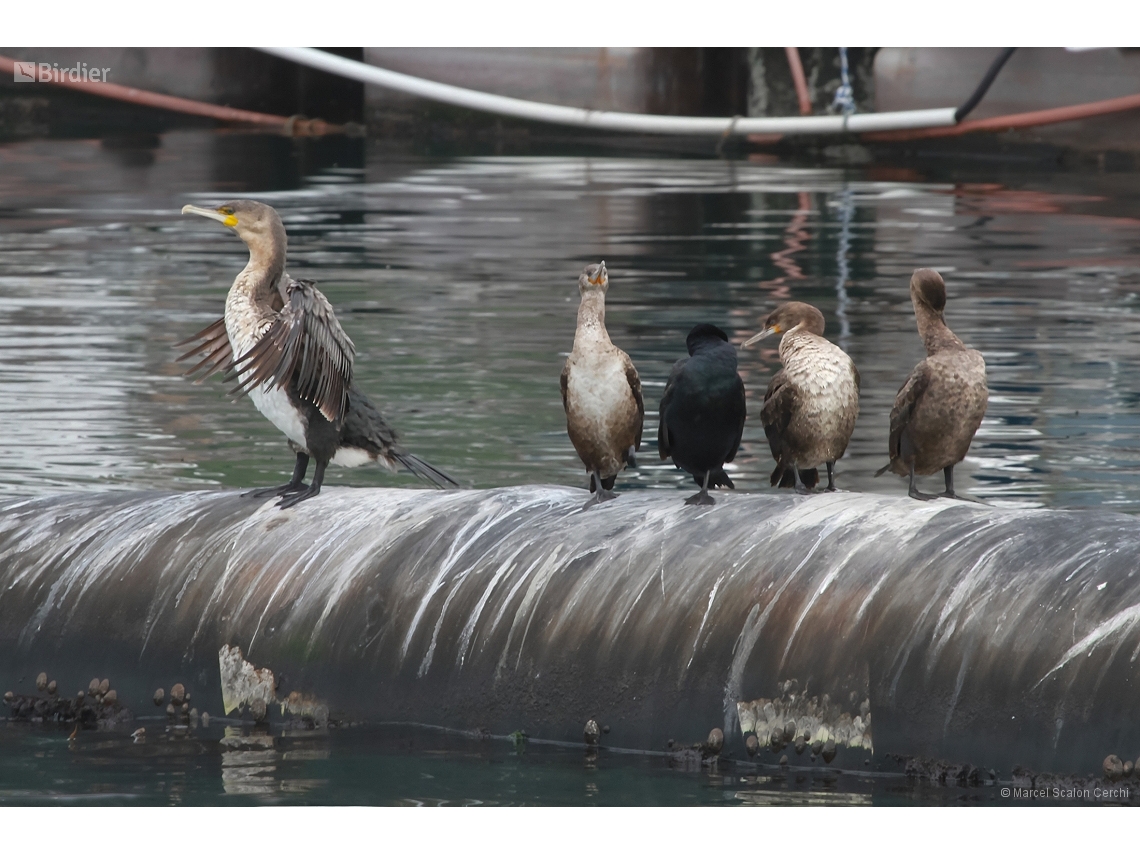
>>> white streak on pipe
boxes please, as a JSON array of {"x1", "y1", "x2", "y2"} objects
[{"x1": 257, "y1": 47, "x2": 959, "y2": 138}]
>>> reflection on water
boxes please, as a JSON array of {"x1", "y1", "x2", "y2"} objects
[
  {"x1": 1, "y1": 132, "x2": 1139, "y2": 510},
  {"x1": 0, "y1": 720, "x2": 1002, "y2": 806},
  {"x1": 219, "y1": 727, "x2": 328, "y2": 796}
]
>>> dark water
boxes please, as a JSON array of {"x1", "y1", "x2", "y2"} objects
[
  {"x1": 2, "y1": 719, "x2": 1019, "y2": 806},
  {"x1": 3, "y1": 131, "x2": 1140, "y2": 804}
]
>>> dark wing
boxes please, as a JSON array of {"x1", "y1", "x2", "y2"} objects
[
  {"x1": 560, "y1": 360, "x2": 570, "y2": 413},
  {"x1": 175, "y1": 317, "x2": 234, "y2": 381},
  {"x1": 760, "y1": 369, "x2": 793, "y2": 463},
  {"x1": 724, "y1": 372, "x2": 747, "y2": 464},
  {"x1": 623, "y1": 354, "x2": 645, "y2": 451},
  {"x1": 657, "y1": 357, "x2": 688, "y2": 460},
  {"x1": 887, "y1": 362, "x2": 931, "y2": 463},
  {"x1": 226, "y1": 278, "x2": 355, "y2": 424}
]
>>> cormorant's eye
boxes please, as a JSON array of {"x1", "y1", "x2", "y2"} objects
[{"x1": 219, "y1": 207, "x2": 234, "y2": 215}]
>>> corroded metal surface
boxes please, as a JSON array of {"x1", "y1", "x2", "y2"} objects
[{"x1": 1, "y1": 485, "x2": 1138, "y2": 773}]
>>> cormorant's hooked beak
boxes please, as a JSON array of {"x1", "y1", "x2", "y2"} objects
[
  {"x1": 588, "y1": 260, "x2": 608, "y2": 287},
  {"x1": 741, "y1": 325, "x2": 779, "y2": 349},
  {"x1": 182, "y1": 204, "x2": 238, "y2": 228}
]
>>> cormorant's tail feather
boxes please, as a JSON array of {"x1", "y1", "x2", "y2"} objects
[
  {"x1": 706, "y1": 469, "x2": 735, "y2": 490},
  {"x1": 392, "y1": 450, "x2": 460, "y2": 489},
  {"x1": 874, "y1": 462, "x2": 891, "y2": 478}
]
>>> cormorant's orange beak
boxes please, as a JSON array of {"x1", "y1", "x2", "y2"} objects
[{"x1": 587, "y1": 260, "x2": 607, "y2": 287}]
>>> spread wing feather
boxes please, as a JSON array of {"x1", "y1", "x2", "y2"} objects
[
  {"x1": 226, "y1": 278, "x2": 355, "y2": 424},
  {"x1": 175, "y1": 317, "x2": 234, "y2": 382}
]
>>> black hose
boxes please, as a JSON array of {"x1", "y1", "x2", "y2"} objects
[{"x1": 954, "y1": 48, "x2": 1017, "y2": 122}]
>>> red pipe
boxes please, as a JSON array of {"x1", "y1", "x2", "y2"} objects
[
  {"x1": 0, "y1": 54, "x2": 339, "y2": 135},
  {"x1": 863, "y1": 92, "x2": 1140, "y2": 142},
  {"x1": 784, "y1": 48, "x2": 813, "y2": 116}
]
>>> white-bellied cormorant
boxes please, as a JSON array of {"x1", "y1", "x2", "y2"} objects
[
  {"x1": 658, "y1": 324, "x2": 747, "y2": 506},
  {"x1": 742, "y1": 301, "x2": 860, "y2": 493},
  {"x1": 875, "y1": 268, "x2": 988, "y2": 500},
  {"x1": 560, "y1": 261, "x2": 644, "y2": 509},
  {"x1": 177, "y1": 200, "x2": 457, "y2": 508}
]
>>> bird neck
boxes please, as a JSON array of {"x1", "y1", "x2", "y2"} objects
[
  {"x1": 233, "y1": 225, "x2": 287, "y2": 305},
  {"x1": 915, "y1": 306, "x2": 965, "y2": 355},
  {"x1": 574, "y1": 292, "x2": 612, "y2": 348},
  {"x1": 779, "y1": 324, "x2": 818, "y2": 350}
]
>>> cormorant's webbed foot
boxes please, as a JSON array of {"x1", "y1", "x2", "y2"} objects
[
  {"x1": 907, "y1": 462, "x2": 939, "y2": 501},
  {"x1": 936, "y1": 465, "x2": 981, "y2": 501},
  {"x1": 246, "y1": 482, "x2": 307, "y2": 499},
  {"x1": 582, "y1": 489, "x2": 619, "y2": 510},
  {"x1": 276, "y1": 459, "x2": 326, "y2": 509},
  {"x1": 793, "y1": 466, "x2": 813, "y2": 495},
  {"x1": 583, "y1": 473, "x2": 619, "y2": 509},
  {"x1": 277, "y1": 483, "x2": 321, "y2": 508},
  {"x1": 685, "y1": 472, "x2": 715, "y2": 505},
  {"x1": 247, "y1": 452, "x2": 310, "y2": 499}
]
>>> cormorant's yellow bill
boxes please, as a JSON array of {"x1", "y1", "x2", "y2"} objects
[{"x1": 182, "y1": 204, "x2": 239, "y2": 228}]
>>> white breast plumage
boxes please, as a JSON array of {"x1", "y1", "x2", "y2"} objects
[{"x1": 225, "y1": 292, "x2": 309, "y2": 451}]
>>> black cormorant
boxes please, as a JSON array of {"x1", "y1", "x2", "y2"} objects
[{"x1": 658, "y1": 324, "x2": 746, "y2": 506}]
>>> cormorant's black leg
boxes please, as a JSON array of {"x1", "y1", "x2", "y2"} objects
[
  {"x1": 686, "y1": 471, "x2": 716, "y2": 506},
  {"x1": 246, "y1": 452, "x2": 310, "y2": 498},
  {"x1": 278, "y1": 458, "x2": 326, "y2": 509},
  {"x1": 939, "y1": 465, "x2": 982, "y2": 502},
  {"x1": 583, "y1": 471, "x2": 619, "y2": 509},
  {"x1": 941, "y1": 466, "x2": 956, "y2": 498},
  {"x1": 825, "y1": 461, "x2": 837, "y2": 492},
  {"x1": 907, "y1": 460, "x2": 938, "y2": 501},
  {"x1": 793, "y1": 465, "x2": 812, "y2": 495}
]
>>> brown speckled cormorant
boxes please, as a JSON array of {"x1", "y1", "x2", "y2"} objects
[
  {"x1": 875, "y1": 268, "x2": 988, "y2": 500},
  {"x1": 658, "y1": 324, "x2": 747, "y2": 506},
  {"x1": 177, "y1": 200, "x2": 457, "y2": 508},
  {"x1": 742, "y1": 301, "x2": 860, "y2": 493},
  {"x1": 560, "y1": 261, "x2": 644, "y2": 509}
]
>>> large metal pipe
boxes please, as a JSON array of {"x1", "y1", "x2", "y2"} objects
[
  {"x1": 1, "y1": 486, "x2": 1137, "y2": 774},
  {"x1": 258, "y1": 46, "x2": 959, "y2": 137}
]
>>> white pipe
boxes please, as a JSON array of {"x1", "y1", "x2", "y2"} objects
[{"x1": 259, "y1": 47, "x2": 960, "y2": 138}]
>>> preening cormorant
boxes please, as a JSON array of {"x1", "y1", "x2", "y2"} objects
[
  {"x1": 560, "y1": 261, "x2": 644, "y2": 509},
  {"x1": 658, "y1": 324, "x2": 747, "y2": 506},
  {"x1": 875, "y1": 268, "x2": 988, "y2": 500},
  {"x1": 742, "y1": 301, "x2": 860, "y2": 493},
  {"x1": 177, "y1": 200, "x2": 457, "y2": 508}
]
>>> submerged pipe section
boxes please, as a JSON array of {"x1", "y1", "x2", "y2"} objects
[{"x1": 2, "y1": 485, "x2": 1139, "y2": 774}]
